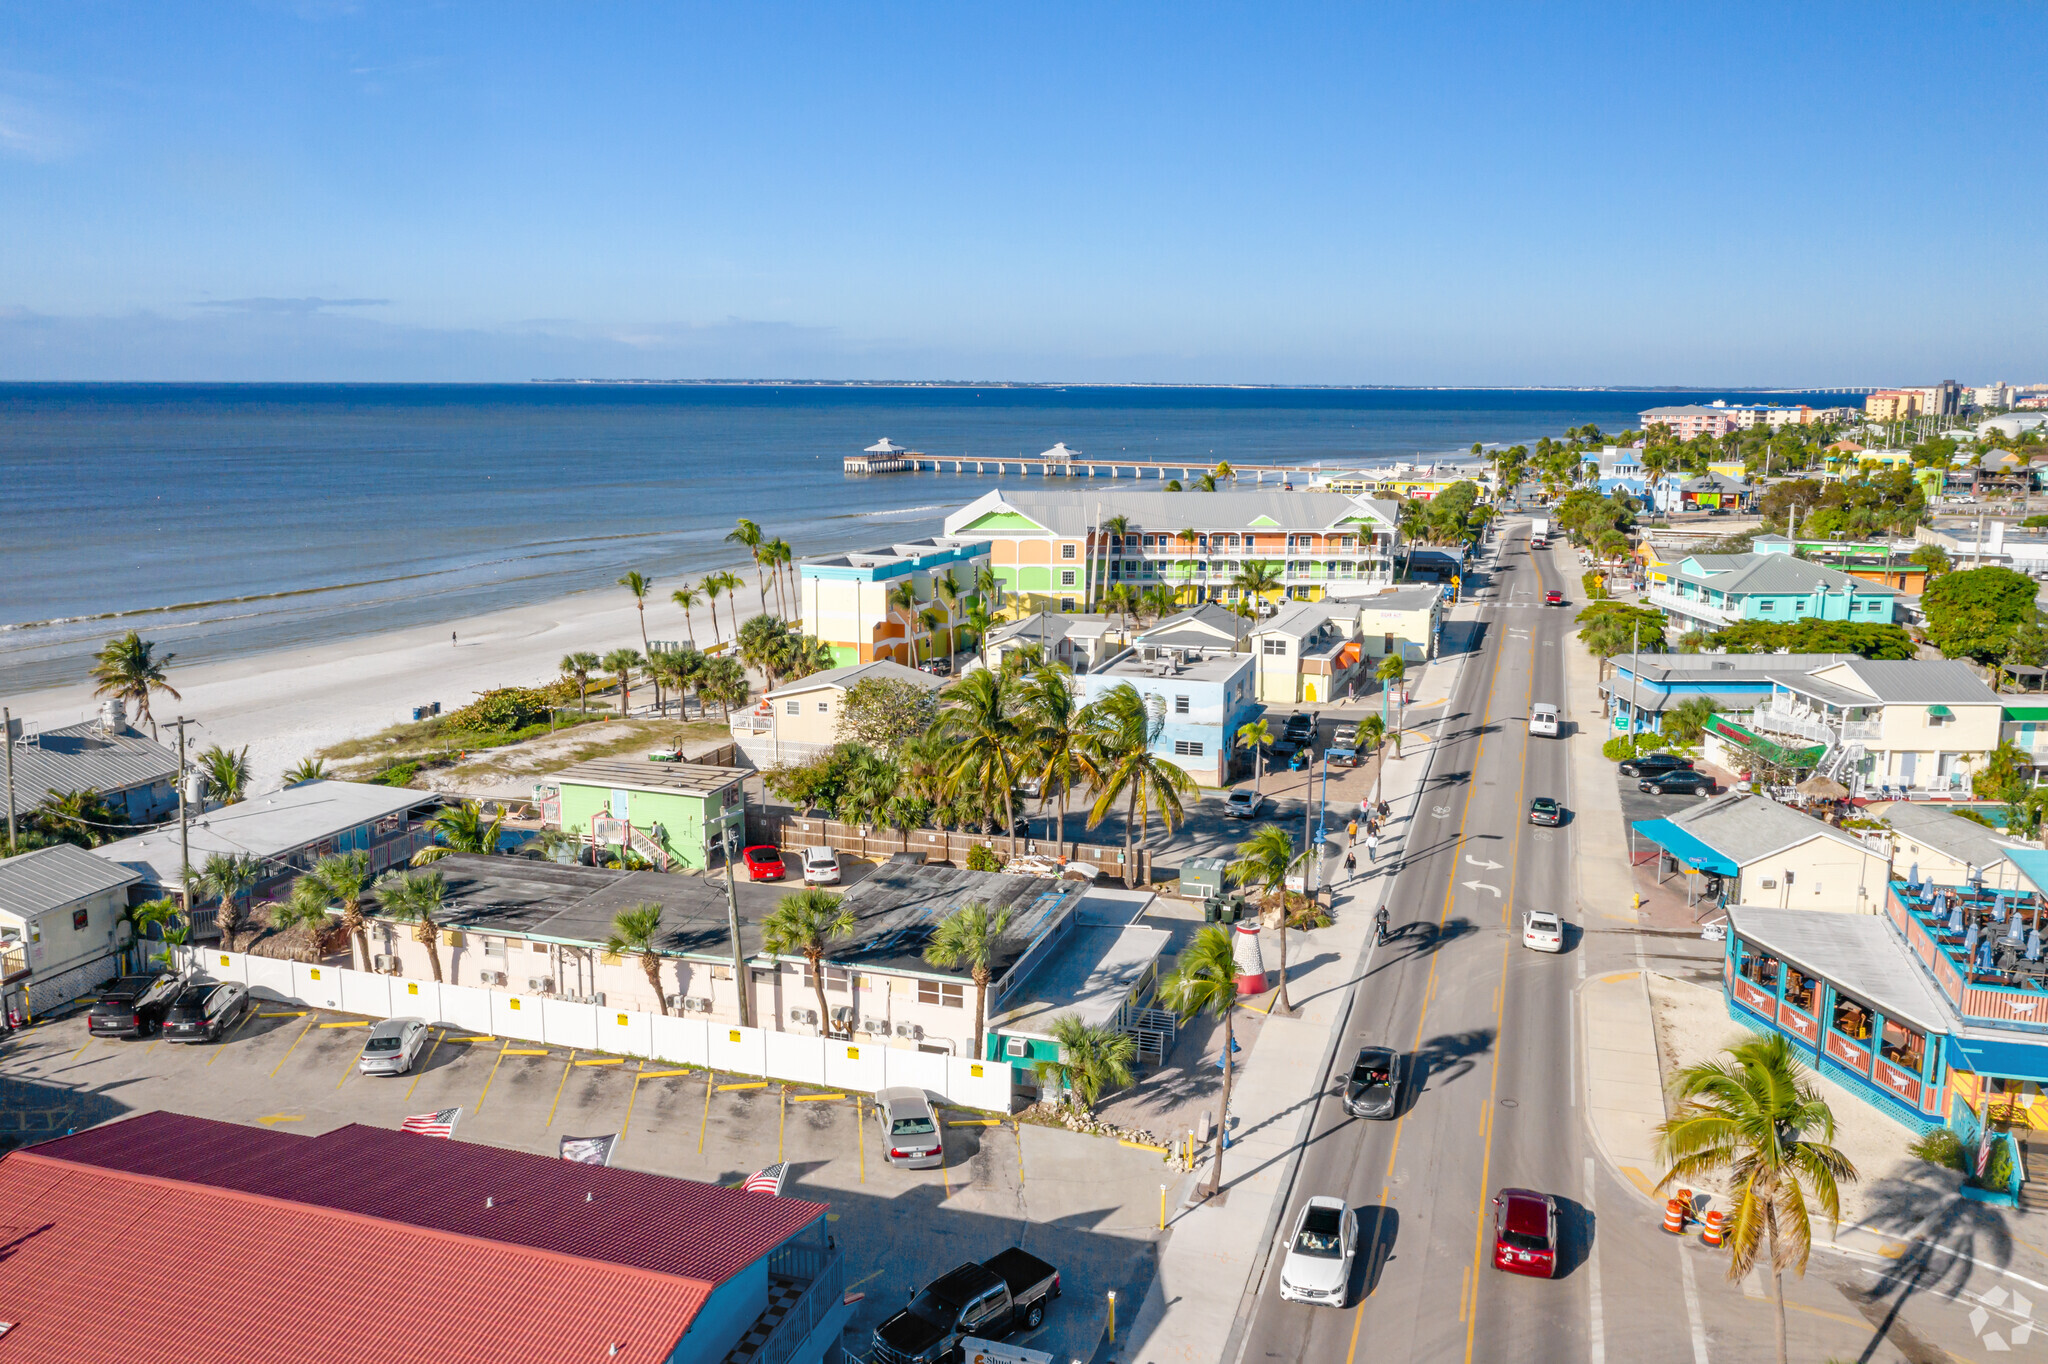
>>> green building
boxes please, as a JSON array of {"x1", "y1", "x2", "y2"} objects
[{"x1": 541, "y1": 756, "x2": 749, "y2": 871}]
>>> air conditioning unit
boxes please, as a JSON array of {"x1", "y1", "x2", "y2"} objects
[
  {"x1": 525, "y1": 978, "x2": 554, "y2": 994},
  {"x1": 590, "y1": 993, "x2": 604, "y2": 1007},
  {"x1": 831, "y1": 1006, "x2": 856, "y2": 1026},
  {"x1": 682, "y1": 996, "x2": 713, "y2": 1014},
  {"x1": 371, "y1": 955, "x2": 399, "y2": 973},
  {"x1": 790, "y1": 1007, "x2": 819, "y2": 1026},
  {"x1": 480, "y1": 970, "x2": 508, "y2": 988},
  {"x1": 861, "y1": 1017, "x2": 890, "y2": 1035},
  {"x1": 1006, "y1": 1036, "x2": 1028, "y2": 1058},
  {"x1": 666, "y1": 994, "x2": 685, "y2": 1010},
  {"x1": 896, "y1": 1022, "x2": 924, "y2": 1041}
]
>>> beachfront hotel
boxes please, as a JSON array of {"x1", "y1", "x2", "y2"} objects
[
  {"x1": 794, "y1": 535, "x2": 990, "y2": 668},
  {"x1": 940, "y1": 488, "x2": 1402, "y2": 612}
]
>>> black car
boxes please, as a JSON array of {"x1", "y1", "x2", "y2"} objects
[
  {"x1": 1344, "y1": 1045, "x2": 1404, "y2": 1119},
  {"x1": 1618, "y1": 752, "x2": 1693, "y2": 779},
  {"x1": 1281, "y1": 714, "x2": 1315, "y2": 745},
  {"x1": 1528, "y1": 797, "x2": 1563, "y2": 827},
  {"x1": 86, "y1": 974, "x2": 183, "y2": 1038},
  {"x1": 1640, "y1": 768, "x2": 1718, "y2": 797},
  {"x1": 160, "y1": 980, "x2": 252, "y2": 1043}
]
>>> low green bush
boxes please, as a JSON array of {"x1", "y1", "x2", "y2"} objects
[
  {"x1": 370, "y1": 761, "x2": 421, "y2": 787},
  {"x1": 965, "y1": 844, "x2": 1006, "y2": 873},
  {"x1": 1907, "y1": 1126, "x2": 1966, "y2": 1172},
  {"x1": 442, "y1": 686, "x2": 555, "y2": 732}
]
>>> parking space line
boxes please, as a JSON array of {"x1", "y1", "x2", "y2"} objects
[
  {"x1": 717, "y1": 1080, "x2": 767, "y2": 1091},
  {"x1": 545, "y1": 1050, "x2": 577, "y2": 1129},
  {"x1": 474, "y1": 1041, "x2": 512, "y2": 1115},
  {"x1": 621, "y1": 1062, "x2": 650, "y2": 1136},
  {"x1": 1014, "y1": 1121, "x2": 1025, "y2": 1188},
  {"x1": 68, "y1": 1037, "x2": 95, "y2": 1061},
  {"x1": 268, "y1": 1017, "x2": 318, "y2": 1078},
  {"x1": 318, "y1": 1021, "x2": 369, "y2": 1029},
  {"x1": 207, "y1": 1009, "x2": 259, "y2": 1065},
  {"x1": 939, "y1": 1139, "x2": 953, "y2": 1200},
  {"x1": 790, "y1": 1092, "x2": 844, "y2": 1103},
  {"x1": 699, "y1": 1070, "x2": 715, "y2": 1154},
  {"x1": 404, "y1": 1029, "x2": 447, "y2": 1100},
  {"x1": 336, "y1": 1036, "x2": 362, "y2": 1088},
  {"x1": 575, "y1": 1058, "x2": 624, "y2": 1066}
]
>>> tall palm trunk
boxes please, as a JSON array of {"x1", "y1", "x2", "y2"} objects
[
  {"x1": 808, "y1": 949, "x2": 833, "y2": 1036},
  {"x1": 1207, "y1": 1004, "x2": 1236, "y2": 1197},
  {"x1": 421, "y1": 925, "x2": 444, "y2": 982},
  {"x1": 972, "y1": 968, "x2": 989, "y2": 1061},
  {"x1": 1769, "y1": 1223, "x2": 1787, "y2": 1364},
  {"x1": 643, "y1": 955, "x2": 669, "y2": 1015},
  {"x1": 1004, "y1": 783, "x2": 1019, "y2": 861},
  {"x1": 1122, "y1": 787, "x2": 1138, "y2": 889},
  {"x1": 1273, "y1": 890, "x2": 1293, "y2": 1012}
]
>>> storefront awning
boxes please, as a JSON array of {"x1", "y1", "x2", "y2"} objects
[
  {"x1": 1946, "y1": 1034, "x2": 2048, "y2": 1085},
  {"x1": 2007, "y1": 848, "x2": 2048, "y2": 898},
  {"x1": 1633, "y1": 819, "x2": 1739, "y2": 876},
  {"x1": 1928, "y1": 705, "x2": 1954, "y2": 719}
]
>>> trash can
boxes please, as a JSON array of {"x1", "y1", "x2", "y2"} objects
[{"x1": 1181, "y1": 856, "x2": 1230, "y2": 902}]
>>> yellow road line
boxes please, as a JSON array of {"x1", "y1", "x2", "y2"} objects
[
  {"x1": 474, "y1": 1041, "x2": 512, "y2": 1115},
  {"x1": 1618, "y1": 1166, "x2": 1659, "y2": 1199},
  {"x1": 68, "y1": 1037, "x2": 95, "y2": 1061},
  {"x1": 404, "y1": 1029, "x2": 446, "y2": 1100},
  {"x1": 790, "y1": 1092, "x2": 844, "y2": 1102},
  {"x1": 718, "y1": 1080, "x2": 768, "y2": 1090},
  {"x1": 207, "y1": 1008, "x2": 259, "y2": 1065},
  {"x1": 545, "y1": 1049, "x2": 578, "y2": 1129},
  {"x1": 948, "y1": 1117, "x2": 1001, "y2": 1126},
  {"x1": 575, "y1": 1057, "x2": 625, "y2": 1066},
  {"x1": 1118, "y1": 1138, "x2": 1169, "y2": 1153},
  {"x1": 502, "y1": 1048, "x2": 550, "y2": 1056},
  {"x1": 257, "y1": 1113, "x2": 303, "y2": 1125},
  {"x1": 1015, "y1": 1120, "x2": 1026, "y2": 1188},
  {"x1": 336, "y1": 1035, "x2": 363, "y2": 1088},
  {"x1": 700, "y1": 1070, "x2": 716, "y2": 1154},
  {"x1": 268, "y1": 1016, "x2": 318, "y2": 1078},
  {"x1": 318, "y1": 1020, "x2": 369, "y2": 1028},
  {"x1": 640, "y1": 1068, "x2": 692, "y2": 1080},
  {"x1": 621, "y1": 1061, "x2": 649, "y2": 1135},
  {"x1": 258, "y1": 1011, "x2": 307, "y2": 1018}
]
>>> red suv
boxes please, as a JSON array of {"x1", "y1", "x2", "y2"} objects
[
  {"x1": 1543, "y1": 589, "x2": 1563, "y2": 606},
  {"x1": 741, "y1": 845, "x2": 787, "y2": 881},
  {"x1": 1492, "y1": 1188, "x2": 1559, "y2": 1277}
]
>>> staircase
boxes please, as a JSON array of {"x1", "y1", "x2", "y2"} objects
[
  {"x1": 1121, "y1": 1006, "x2": 1179, "y2": 1067},
  {"x1": 627, "y1": 825, "x2": 670, "y2": 871},
  {"x1": 2021, "y1": 1135, "x2": 2048, "y2": 1214}
]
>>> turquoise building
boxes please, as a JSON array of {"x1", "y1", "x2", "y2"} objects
[{"x1": 1646, "y1": 546, "x2": 1896, "y2": 637}]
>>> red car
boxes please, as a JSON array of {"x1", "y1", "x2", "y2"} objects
[
  {"x1": 742, "y1": 845, "x2": 787, "y2": 881},
  {"x1": 1544, "y1": 589, "x2": 1563, "y2": 606},
  {"x1": 1492, "y1": 1188, "x2": 1559, "y2": 1277}
]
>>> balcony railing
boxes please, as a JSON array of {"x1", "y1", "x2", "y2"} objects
[
  {"x1": 1748, "y1": 698, "x2": 1883, "y2": 746},
  {"x1": 737, "y1": 1244, "x2": 845, "y2": 1364},
  {"x1": 1645, "y1": 587, "x2": 1741, "y2": 625}
]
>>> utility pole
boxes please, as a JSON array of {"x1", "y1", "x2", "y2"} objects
[
  {"x1": 167, "y1": 717, "x2": 192, "y2": 911},
  {"x1": 724, "y1": 786, "x2": 751, "y2": 1028},
  {"x1": 2, "y1": 707, "x2": 17, "y2": 853}
]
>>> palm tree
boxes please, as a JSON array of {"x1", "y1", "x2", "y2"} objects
[
  {"x1": 702, "y1": 575, "x2": 729, "y2": 645},
  {"x1": 300, "y1": 851, "x2": 373, "y2": 970},
  {"x1": 1213, "y1": 461, "x2": 1234, "y2": 482},
  {"x1": 35, "y1": 788, "x2": 121, "y2": 847},
  {"x1": 603, "y1": 902, "x2": 673, "y2": 1014},
  {"x1": 197, "y1": 744, "x2": 251, "y2": 808},
  {"x1": 700, "y1": 656, "x2": 749, "y2": 717},
  {"x1": 649, "y1": 646, "x2": 702, "y2": 718},
  {"x1": 1159, "y1": 926, "x2": 1241, "y2": 1198},
  {"x1": 89, "y1": 631, "x2": 179, "y2": 740},
  {"x1": 932, "y1": 669, "x2": 1027, "y2": 861},
  {"x1": 764, "y1": 539, "x2": 795, "y2": 619},
  {"x1": 1231, "y1": 824, "x2": 1304, "y2": 1013},
  {"x1": 195, "y1": 851, "x2": 262, "y2": 950},
  {"x1": 561, "y1": 651, "x2": 600, "y2": 718},
  {"x1": 131, "y1": 898, "x2": 187, "y2": 972},
  {"x1": 283, "y1": 757, "x2": 328, "y2": 785},
  {"x1": 1195, "y1": 473, "x2": 1218, "y2": 491},
  {"x1": 964, "y1": 603, "x2": 999, "y2": 672},
  {"x1": 738, "y1": 614, "x2": 791, "y2": 691},
  {"x1": 1663, "y1": 696, "x2": 1720, "y2": 747},
  {"x1": 1098, "y1": 515, "x2": 1132, "y2": 609},
  {"x1": 710, "y1": 570, "x2": 747, "y2": 641},
  {"x1": 1657, "y1": 1032, "x2": 1857, "y2": 1364},
  {"x1": 1081, "y1": 683, "x2": 1197, "y2": 889},
  {"x1": 1101, "y1": 583, "x2": 1138, "y2": 632},
  {"x1": 1231, "y1": 561, "x2": 1282, "y2": 613},
  {"x1": 411, "y1": 801, "x2": 505, "y2": 866},
  {"x1": 670, "y1": 585, "x2": 704, "y2": 648},
  {"x1": 1356, "y1": 713, "x2": 1386, "y2": 755},
  {"x1": 1141, "y1": 584, "x2": 1179, "y2": 624},
  {"x1": 1235, "y1": 718, "x2": 1272, "y2": 796},
  {"x1": 932, "y1": 570, "x2": 963, "y2": 661},
  {"x1": 973, "y1": 564, "x2": 1003, "y2": 614},
  {"x1": 917, "y1": 605, "x2": 950, "y2": 664},
  {"x1": 728, "y1": 518, "x2": 767, "y2": 611},
  {"x1": 272, "y1": 877, "x2": 336, "y2": 962},
  {"x1": 1019, "y1": 669, "x2": 1085, "y2": 846},
  {"x1": 618, "y1": 570, "x2": 654, "y2": 656},
  {"x1": 601, "y1": 647, "x2": 643, "y2": 717},
  {"x1": 1375, "y1": 653, "x2": 1407, "y2": 727},
  {"x1": 885, "y1": 580, "x2": 920, "y2": 663},
  {"x1": 761, "y1": 887, "x2": 856, "y2": 1036},
  {"x1": 1034, "y1": 1014, "x2": 1136, "y2": 1112},
  {"x1": 922, "y1": 899, "x2": 1014, "y2": 1060},
  {"x1": 375, "y1": 869, "x2": 448, "y2": 982}
]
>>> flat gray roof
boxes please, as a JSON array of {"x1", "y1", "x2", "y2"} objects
[
  {"x1": 1673, "y1": 794, "x2": 1873, "y2": 866},
  {"x1": 4, "y1": 722, "x2": 179, "y2": 819},
  {"x1": 93, "y1": 780, "x2": 432, "y2": 886},
  {"x1": 828, "y1": 862, "x2": 1088, "y2": 979},
  {"x1": 1726, "y1": 905, "x2": 1953, "y2": 1035},
  {"x1": 992, "y1": 915, "x2": 1174, "y2": 1037},
  {"x1": 1882, "y1": 803, "x2": 2025, "y2": 873},
  {"x1": 0, "y1": 843, "x2": 141, "y2": 918},
  {"x1": 550, "y1": 757, "x2": 749, "y2": 797}
]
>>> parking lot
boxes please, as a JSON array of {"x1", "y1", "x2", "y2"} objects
[{"x1": 5, "y1": 1000, "x2": 1168, "y2": 1362}]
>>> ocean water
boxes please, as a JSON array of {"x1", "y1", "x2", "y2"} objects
[{"x1": 0, "y1": 383, "x2": 1839, "y2": 692}]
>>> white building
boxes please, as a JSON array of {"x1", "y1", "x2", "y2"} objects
[{"x1": 0, "y1": 843, "x2": 143, "y2": 1016}]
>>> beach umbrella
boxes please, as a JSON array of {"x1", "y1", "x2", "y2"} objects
[
  {"x1": 1965, "y1": 923, "x2": 1980, "y2": 962},
  {"x1": 1949, "y1": 902, "x2": 1966, "y2": 934},
  {"x1": 1978, "y1": 937, "x2": 1998, "y2": 975},
  {"x1": 2030, "y1": 927, "x2": 2043, "y2": 963},
  {"x1": 2008, "y1": 913, "x2": 2028, "y2": 944},
  {"x1": 1995, "y1": 897, "x2": 2009, "y2": 923},
  {"x1": 1910, "y1": 862, "x2": 1921, "y2": 889}
]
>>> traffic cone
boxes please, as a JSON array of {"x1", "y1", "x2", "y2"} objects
[
  {"x1": 1700, "y1": 1211, "x2": 1726, "y2": 1248},
  {"x1": 1662, "y1": 1198, "x2": 1687, "y2": 1235}
]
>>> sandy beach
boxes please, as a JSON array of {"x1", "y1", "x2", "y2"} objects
[{"x1": 4, "y1": 565, "x2": 778, "y2": 794}]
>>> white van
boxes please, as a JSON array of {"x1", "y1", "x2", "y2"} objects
[{"x1": 1528, "y1": 703, "x2": 1560, "y2": 738}]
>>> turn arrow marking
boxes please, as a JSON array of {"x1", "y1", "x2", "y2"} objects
[
  {"x1": 1462, "y1": 881, "x2": 1502, "y2": 897},
  {"x1": 1463, "y1": 856, "x2": 1504, "y2": 871}
]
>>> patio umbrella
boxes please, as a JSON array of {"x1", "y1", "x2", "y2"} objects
[
  {"x1": 1949, "y1": 902, "x2": 1966, "y2": 934},
  {"x1": 2007, "y1": 913, "x2": 2028, "y2": 944},
  {"x1": 1909, "y1": 862, "x2": 1921, "y2": 889},
  {"x1": 1995, "y1": 898, "x2": 2009, "y2": 924},
  {"x1": 1965, "y1": 923, "x2": 1980, "y2": 962},
  {"x1": 1978, "y1": 937, "x2": 1999, "y2": 975},
  {"x1": 2029, "y1": 927, "x2": 2042, "y2": 963}
]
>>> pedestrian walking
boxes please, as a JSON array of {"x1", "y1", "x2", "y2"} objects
[
  {"x1": 452, "y1": 631, "x2": 458, "y2": 647},
  {"x1": 1346, "y1": 819, "x2": 1358, "y2": 846},
  {"x1": 1344, "y1": 849, "x2": 1357, "y2": 878},
  {"x1": 1366, "y1": 832, "x2": 1380, "y2": 863}
]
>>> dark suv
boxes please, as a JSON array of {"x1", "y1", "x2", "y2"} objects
[
  {"x1": 1281, "y1": 714, "x2": 1315, "y2": 746},
  {"x1": 87, "y1": 974, "x2": 183, "y2": 1038},
  {"x1": 161, "y1": 981, "x2": 252, "y2": 1043},
  {"x1": 1618, "y1": 752, "x2": 1693, "y2": 779},
  {"x1": 1640, "y1": 768, "x2": 1718, "y2": 797}
]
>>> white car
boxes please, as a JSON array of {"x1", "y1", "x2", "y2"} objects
[
  {"x1": 1278, "y1": 1196, "x2": 1356, "y2": 1306},
  {"x1": 802, "y1": 846, "x2": 841, "y2": 885},
  {"x1": 1224, "y1": 790, "x2": 1267, "y2": 819},
  {"x1": 357, "y1": 1017, "x2": 431, "y2": 1076},
  {"x1": 1522, "y1": 910, "x2": 1564, "y2": 953}
]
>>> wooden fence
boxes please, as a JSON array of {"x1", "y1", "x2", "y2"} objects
[{"x1": 748, "y1": 810, "x2": 1154, "y2": 884}]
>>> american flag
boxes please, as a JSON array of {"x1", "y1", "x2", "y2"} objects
[
  {"x1": 741, "y1": 1162, "x2": 787, "y2": 1195},
  {"x1": 401, "y1": 1108, "x2": 461, "y2": 1139}
]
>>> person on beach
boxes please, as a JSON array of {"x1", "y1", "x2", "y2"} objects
[{"x1": 452, "y1": 631, "x2": 457, "y2": 647}]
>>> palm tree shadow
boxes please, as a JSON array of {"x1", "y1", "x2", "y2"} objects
[
  {"x1": 1846, "y1": 1168, "x2": 2015, "y2": 1360},
  {"x1": 1408, "y1": 1028, "x2": 1496, "y2": 1097}
]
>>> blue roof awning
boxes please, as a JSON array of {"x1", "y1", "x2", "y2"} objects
[
  {"x1": 1946, "y1": 1034, "x2": 2048, "y2": 1085},
  {"x1": 2007, "y1": 848, "x2": 2048, "y2": 897},
  {"x1": 1632, "y1": 819, "x2": 1739, "y2": 876}
]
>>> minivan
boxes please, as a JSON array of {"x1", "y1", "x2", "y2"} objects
[{"x1": 1528, "y1": 703, "x2": 1560, "y2": 738}]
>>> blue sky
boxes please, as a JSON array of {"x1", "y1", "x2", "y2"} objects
[{"x1": 1, "y1": 2, "x2": 2042, "y2": 384}]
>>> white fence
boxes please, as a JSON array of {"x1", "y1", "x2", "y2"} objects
[{"x1": 181, "y1": 949, "x2": 1013, "y2": 1112}]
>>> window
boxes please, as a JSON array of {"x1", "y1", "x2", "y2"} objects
[
  {"x1": 1174, "y1": 695, "x2": 1189, "y2": 714},
  {"x1": 1881, "y1": 1018, "x2": 1925, "y2": 1071},
  {"x1": 1060, "y1": 570, "x2": 1077, "y2": 586},
  {"x1": 1262, "y1": 638, "x2": 1285, "y2": 655},
  {"x1": 918, "y1": 979, "x2": 965, "y2": 1008},
  {"x1": 804, "y1": 965, "x2": 852, "y2": 992},
  {"x1": 483, "y1": 938, "x2": 506, "y2": 960},
  {"x1": 1061, "y1": 543, "x2": 1077, "y2": 560},
  {"x1": 817, "y1": 701, "x2": 829, "y2": 713},
  {"x1": 1757, "y1": 600, "x2": 1774, "y2": 612},
  {"x1": 1060, "y1": 598, "x2": 1076, "y2": 611},
  {"x1": 72, "y1": 907, "x2": 89, "y2": 931},
  {"x1": 785, "y1": 700, "x2": 800, "y2": 715},
  {"x1": 1174, "y1": 739, "x2": 1205, "y2": 757}
]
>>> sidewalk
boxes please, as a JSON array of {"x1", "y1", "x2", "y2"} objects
[{"x1": 1117, "y1": 611, "x2": 1473, "y2": 1364}]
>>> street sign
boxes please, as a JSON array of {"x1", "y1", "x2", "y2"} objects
[{"x1": 1613, "y1": 716, "x2": 1630, "y2": 734}]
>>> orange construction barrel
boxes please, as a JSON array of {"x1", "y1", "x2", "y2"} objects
[
  {"x1": 1662, "y1": 1198, "x2": 1687, "y2": 1235},
  {"x1": 1700, "y1": 1211, "x2": 1726, "y2": 1248}
]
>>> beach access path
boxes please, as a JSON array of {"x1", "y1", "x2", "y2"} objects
[{"x1": 4, "y1": 565, "x2": 780, "y2": 795}]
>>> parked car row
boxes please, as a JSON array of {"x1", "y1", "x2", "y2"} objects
[
  {"x1": 1618, "y1": 751, "x2": 1720, "y2": 797},
  {"x1": 89, "y1": 977, "x2": 250, "y2": 1041}
]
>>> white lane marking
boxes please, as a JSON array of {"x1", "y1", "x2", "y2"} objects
[
  {"x1": 1462, "y1": 881, "x2": 1501, "y2": 897},
  {"x1": 1584, "y1": 1156, "x2": 1605, "y2": 1364},
  {"x1": 1463, "y1": 855, "x2": 1504, "y2": 871},
  {"x1": 1678, "y1": 1243, "x2": 1710, "y2": 1363}
]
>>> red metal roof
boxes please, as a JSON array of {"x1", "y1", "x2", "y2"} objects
[
  {"x1": 0, "y1": 1150, "x2": 708, "y2": 1364},
  {"x1": 32, "y1": 1111, "x2": 827, "y2": 1285}
]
